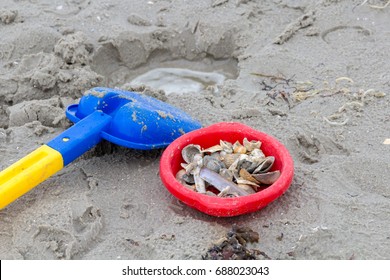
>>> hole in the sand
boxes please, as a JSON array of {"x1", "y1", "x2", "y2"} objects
[
  {"x1": 97, "y1": 58, "x2": 238, "y2": 95},
  {"x1": 129, "y1": 67, "x2": 225, "y2": 95},
  {"x1": 91, "y1": 29, "x2": 239, "y2": 95}
]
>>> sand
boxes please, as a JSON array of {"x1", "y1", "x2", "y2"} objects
[{"x1": 0, "y1": 0, "x2": 390, "y2": 260}]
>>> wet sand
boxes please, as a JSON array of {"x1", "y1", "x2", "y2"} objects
[{"x1": 1, "y1": 0, "x2": 390, "y2": 259}]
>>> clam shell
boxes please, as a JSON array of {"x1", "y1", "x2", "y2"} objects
[
  {"x1": 182, "y1": 173, "x2": 195, "y2": 184},
  {"x1": 233, "y1": 141, "x2": 247, "y2": 154},
  {"x1": 246, "y1": 160, "x2": 263, "y2": 173},
  {"x1": 206, "y1": 191, "x2": 217, "y2": 196},
  {"x1": 243, "y1": 138, "x2": 262, "y2": 152},
  {"x1": 193, "y1": 153, "x2": 203, "y2": 166},
  {"x1": 221, "y1": 153, "x2": 240, "y2": 168},
  {"x1": 181, "y1": 162, "x2": 196, "y2": 173},
  {"x1": 237, "y1": 184, "x2": 256, "y2": 194},
  {"x1": 193, "y1": 166, "x2": 206, "y2": 193},
  {"x1": 250, "y1": 148, "x2": 265, "y2": 159},
  {"x1": 252, "y1": 170, "x2": 280, "y2": 185},
  {"x1": 181, "y1": 144, "x2": 201, "y2": 163},
  {"x1": 175, "y1": 169, "x2": 186, "y2": 182},
  {"x1": 217, "y1": 186, "x2": 234, "y2": 197},
  {"x1": 244, "y1": 155, "x2": 268, "y2": 173},
  {"x1": 228, "y1": 154, "x2": 248, "y2": 171},
  {"x1": 203, "y1": 155, "x2": 225, "y2": 173},
  {"x1": 236, "y1": 178, "x2": 260, "y2": 187},
  {"x1": 253, "y1": 156, "x2": 275, "y2": 174},
  {"x1": 202, "y1": 144, "x2": 223, "y2": 154},
  {"x1": 239, "y1": 168, "x2": 260, "y2": 184},
  {"x1": 237, "y1": 158, "x2": 260, "y2": 173},
  {"x1": 220, "y1": 140, "x2": 233, "y2": 153},
  {"x1": 175, "y1": 169, "x2": 196, "y2": 190},
  {"x1": 219, "y1": 168, "x2": 234, "y2": 181},
  {"x1": 208, "y1": 151, "x2": 223, "y2": 161}
]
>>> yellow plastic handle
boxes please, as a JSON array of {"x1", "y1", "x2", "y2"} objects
[{"x1": 0, "y1": 145, "x2": 63, "y2": 209}]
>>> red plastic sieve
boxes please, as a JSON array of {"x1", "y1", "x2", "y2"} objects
[{"x1": 159, "y1": 122, "x2": 294, "y2": 217}]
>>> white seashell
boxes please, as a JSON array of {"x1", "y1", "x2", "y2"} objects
[
  {"x1": 181, "y1": 144, "x2": 201, "y2": 163},
  {"x1": 175, "y1": 169, "x2": 196, "y2": 190},
  {"x1": 228, "y1": 154, "x2": 248, "y2": 171},
  {"x1": 203, "y1": 155, "x2": 225, "y2": 173},
  {"x1": 237, "y1": 184, "x2": 256, "y2": 194},
  {"x1": 243, "y1": 138, "x2": 262, "y2": 152},
  {"x1": 221, "y1": 153, "x2": 240, "y2": 168},
  {"x1": 202, "y1": 144, "x2": 223, "y2": 154},
  {"x1": 219, "y1": 168, "x2": 234, "y2": 181},
  {"x1": 252, "y1": 170, "x2": 280, "y2": 185},
  {"x1": 250, "y1": 148, "x2": 265, "y2": 159},
  {"x1": 253, "y1": 156, "x2": 275, "y2": 174},
  {"x1": 233, "y1": 141, "x2": 247, "y2": 154},
  {"x1": 220, "y1": 140, "x2": 233, "y2": 153},
  {"x1": 193, "y1": 166, "x2": 206, "y2": 193},
  {"x1": 206, "y1": 191, "x2": 217, "y2": 196},
  {"x1": 239, "y1": 168, "x2": 260, "y2": 184},
  {"x1": 236, "y1": 178, "x2": 260, "y2": 187}
]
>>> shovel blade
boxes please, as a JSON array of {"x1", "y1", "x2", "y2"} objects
[{"x1": 66, "y1": 87, "x2": 202, "y2": 149}]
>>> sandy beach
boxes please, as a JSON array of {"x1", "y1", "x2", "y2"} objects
[{"x1": 1, "y1": 0, "x2": 390, "y2": 259}]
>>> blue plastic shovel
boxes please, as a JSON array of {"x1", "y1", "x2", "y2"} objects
[{"x1": 0, "y1": 87, "x2": 201, "y2": 209}]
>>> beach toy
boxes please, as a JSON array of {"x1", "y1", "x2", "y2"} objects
[
  {"x1": 0, "y1": 87, "x2": 201, "y2": 209},
  {"x1": 159, "y1": 122, "x2": 294, "y2": 217}
]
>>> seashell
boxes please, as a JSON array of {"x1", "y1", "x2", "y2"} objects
[
  {"x1": 237, "y1": 158, "x2": 257, "y2": 172},
  {"x1": 236, "y1": 178, "x2": 260, "y2": 187},
  {"x1": 193, "y1": 153, "x2": 203, "y2": 167},
  {"x1": 233, "y1": 141, "x2": 247, "y2": 154},
  {"x1": 206, "y1": 191, "x2": 217, "y2": 196},
  {"x1": 220, "y1": 153, "x2": 240, "y2": 168},
  {"x1": 203, "y1": 155, "x2": 225, "y2": 173},
  {"x1": 193, "y1": 166, "x2": 206, "y2": 193},
  {"x1": 237, "y1": 184, "x2": 256, "y2": 194},
  {"x1": 228, "y1": 154, "x2": 248, "y2": 171},
  {"x1": 175, "y1": 169, "x2": 186, "y2": 182},
  {"x1": 175, "y1": 169, "x2": 196, "y2": 190},
  {"x1": 250, "y1": 148, "x2": 265, "y2": 159},
  {"x1": 219, "y1": 168, "x2": 234, "y2": 181},
  {"x1": 220, "y1": 140, "x2": 233, "y2": 153},
  {"x1": 181, "y1": 144, "x2": 201, "y2": 163},
  {"x1": 181, "y1": 162, "x2": 197, "y2": 173},
  {"x1": 208, "y1": 151, "x2": 223, "y2": 161},
  {"x1": 252, "y1": 170, "x2": 280, "y2": 185},
  {"x1": 246, "y1": 161, "x2": 262, "y2": 173},
  {"x1": 182, "y1": 173, "x2": 195, "y2": 184},
  {"x1": 217, "y1": 186, "x2": 241, "y2": 198},
  {"x1": 202, "y1": 144, "x2": 223, "y2": 154},
  {"x1": 217, "y1": 186, "x2": 234, "y2": 197},
  {"x1": 239, "y1": 168, "x2": 260, "y2": 184},
  {"x1": 253, "y1": 156, "x2": 275, "y2": 174},
  {"x1": 199, "y1": 167, "x2": 248, "y2": 196},
  {"x1": 243, "y1": 156, "x2": 267, "y2": 173},
  {"x1": 243, "y1": 138, "x2": 262, "y2": 152}
]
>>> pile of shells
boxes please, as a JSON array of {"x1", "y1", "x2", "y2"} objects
[{"x1": 176, "y1": 138, "x2": 280, "y2": 197}]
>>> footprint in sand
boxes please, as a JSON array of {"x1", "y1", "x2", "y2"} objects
[
  {"x1": 25, "y1": 204, "x2": 103, "y2": 259},
  {"x1": 291, "y1": 129, "x2": 350, "y2": 164}
]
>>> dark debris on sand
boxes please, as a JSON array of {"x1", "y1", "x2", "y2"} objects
[{"x1": 202, "y1": 225, "x2": 266, "y2": 260}]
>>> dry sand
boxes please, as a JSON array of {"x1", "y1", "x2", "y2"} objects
[{"x1": 1, "y1": 0, "x2": 390, "y2": 259}]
